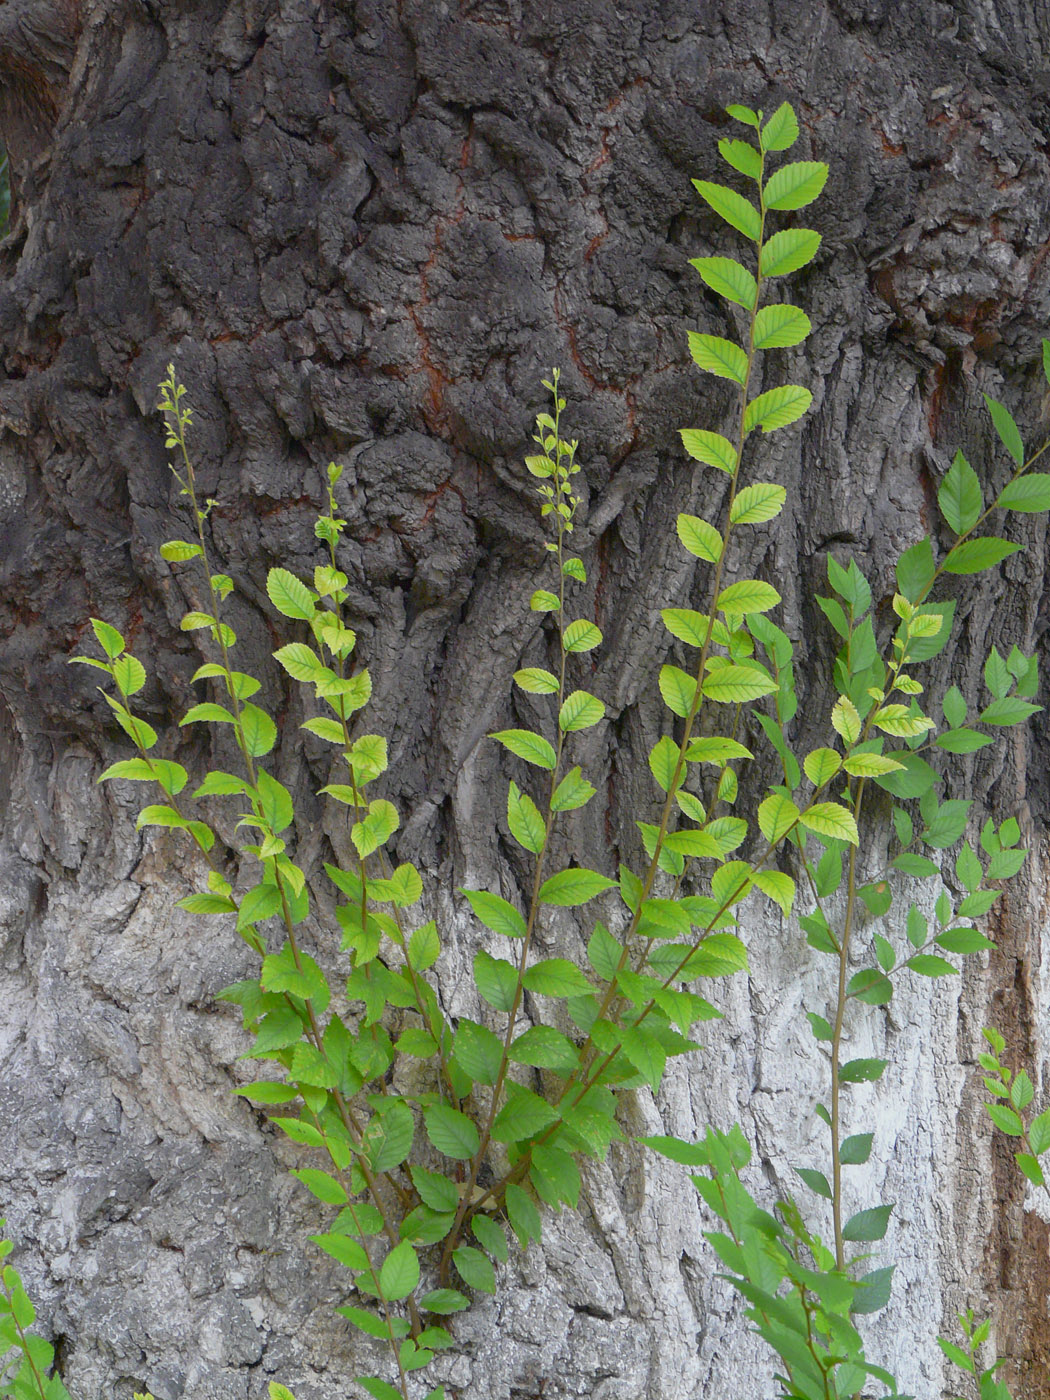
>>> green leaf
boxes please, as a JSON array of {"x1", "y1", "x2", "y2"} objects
[
  {"x1": 743, "y1": 385, "x2": 812, "y2": 434},
  {"x1": 472, "y1": 1214, "x2": 508, "y2": 1263},
  {"x1": 559, "y1": 690, "x2": 605, "y2": 732},
  {"x1": 757, "y1": 792, "x2": 800, "y2": 843},
  {"x1": 660, "y1": 665, "x2": 698, "y2": 717},
  {"x1": 274, "y1": 642, "x2": 326, "y2": 683},
  {"x1": 563, "y1": 619, "x2": 603, "y2": 652},
  {"x1": 842, "y1": 752, "x2": 904, "y2": 778},
  {"x1": 505, "y1": 1183, "x2": 542, "y2": 1247},
  {"x1": 718, "y1": 137, "x2": 762, "y2": 178},
  {"x1": 91, "y1": 618, "x2": 125, "y2": 659},
  {"x1": 1011, "y1": 1070, "x2": 1035, "y2": 1110},
  {"x1": 290, "y1": 1169, "x2": 347, "y2": 1205},
  {"x1": 935, "y1": 929, "x2": 994, "y2": 955},
  {"x1": 679, "y1": 431, "x2": 738, "y2": 477},
  {"x1": 1029, "y1": 1108, "x2": 1050, "y2": 1154},
  {"x1": 514, "y1": 667, "x2": 559, "y2": 694},
  {"x1": 840, "y1": 1058, "x2": 887, "y2": 1083},
  {"x1": 692, "y1": 180, "x2": 761, "y2": 241},
  {"x1": 453, "y1": 1246, "x2": 496, "y2": 1294},
  {"x1": 998, "y1": 473, "x2": 1050, "y2": 512},
  {"x1": 983, "y1": 393, "x2": 1024, "y2": 467},
  {"x1": 688, "y1": 256, "x2": 757, "y2": 310},
  {"x1": 753, "y1": 870, "x2": 795, "y2": 916},
  {"x1": 181, "y1": 701, "x2": 236, "y2": 727},
  {"x1": 895, "y1": 537, "x2": 935, "y2": 603},
  {"x1": 338, "y1": 1305, "x2": 400, "y2": 1340},
  {"x1": 492, "y1": 1086, "x2": 560, "y2": 1144},
  {"x1": 424, "y1": 1105, "x2": 480, "y2": 1160},
  {"x1": 980, "y1": 697, "x2": 1042, "y2": 726},
  {"x1": 180, "y1": 891, "x2": 237, "y2": 915},
  {"x1": 730, "y1": 482, "x2": 787, "y2": 524},
  {"x1": 938, "y1": 450, "x2": 983, "y2": 535},
  {"x1": 240, "y1": 703, "x2": 277, "y2": 757},
  {"x1": 760, "y1": 228, "x2": 821, "y2": 277},
  {"x1": 359, "y1": 1379, "x2": 403, "y2": 1400},
  {"x1": 112, "y1": 654, "x2": 146, "y2": 696},
  {"x1": 841, "y1": 1132, "x2": 874, "y2": 1165},
  {"x1": 159, "y1": 539, "x2": 204, "y2": 562},
  {"x1": 491, "y1": 729, "x2": 556, "y2": 769},
  {"x1": 1017, "y1": 1153, "x2": 1045, "y2": 1186},
  {"x1": 411, "y1": 1167, "x2": 459, "y2": 1214},
  {"x1": 717, "y1": 579, "x2": 781, "y2": 615},
  {"x1": 794, "y1": 1167, "x2": 832, "y2": 1199},
  {"x1": 935, "y1": 728, "x2": 994, "y2": 754},
  {"x1": 763, "y1": 160, "x2": 828, "y2": 210},
  {"x1": 938, "y1": 1339, "x2": 975, "y2": 1374},
  {"x1": 847, "y1": 968, "x2": 893, "y2": 1005},
  {"x1": 266, "y1": 567, "x2": 316, "y2": 620},
  {"x1": 701, "y1": 664, "x2": 776, "y2": 703},
  {"x1": 507, "y1": 781, "x2": 546, "y2": 853},
  {"x1": 761, "y1": 102, "x2": 799, "y2": 151},
  {"x1": 676, "y1": 514, "x2": 723, "y2": 561},
  {"x1": 522, "y1": 958, "x2": 594, "y2": 997},
  {"x1": 752, "y1": 304, "x2": 812, "y2": 350},
  {"x1": 688, "y1": 333, "x2": 748, "y2": 384},
  {"x1": 799, "y1": 802, "x2": 859, "y2": 845},
  {"x1": 417, "y1": 1289, "x2": 470, "y2": 1318},
  {"x1": 530, "y1": 589, "x2": 560, "y2": 612},
  {"x1": 301, "y1": 716, "x2": 347, "y2": 744},
  {"x1": 452, "y1": 1020, "x2": 504, "y2": 1086},
  {"x1": 378, "y1": 1239, "x2": 419, "y2": 1302},
  {"x1": 474, "y1": 951, "x2": 518, "y2": 1012},
  {"x1": 907, "y1": 954, "x2": 957, "y2": 978},
  {"x1": 234, "y1": 1080, "x2": 298, "y2": 1104},
  {"x1": 842, "y1": 1204, "x2": 893, "y2": 1242},
  {"x1": 530, "y1": 1144, "x2": 581, "y2": 1207},
  {"x1": 851, "y1": 1266, "x2": 895, "y2": 1316},
  {"x1": 510, "y1": 1025, "x2": 580, "y2": 1073},
  {"x1": 551, "y1": 767, "x2": 596, "y2": 811},
  {"x1": 987, "y1": 1103, "x2": 1024, "y2": 1136},
  {"x1": 638, "y1": 1134, "x2": 708, "y2": 1165},
  {"x1": 588, "y1": 921, "x2": 624, "y2": 981},
  {"x1": 943, "y1": 537, "x2": 1021, "y2": 574}
]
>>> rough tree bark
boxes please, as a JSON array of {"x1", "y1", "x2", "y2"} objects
[{"x1": 3, "y1": 2, "x2": 1050, "y2": 1397}]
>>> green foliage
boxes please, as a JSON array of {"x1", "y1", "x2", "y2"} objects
[
  {"x1": 0, "y1": 1224, "x2": 71, "y2": 1400},
  {"x1": 63, "y1": 99, "x2": 1050, "y2": 1400}
]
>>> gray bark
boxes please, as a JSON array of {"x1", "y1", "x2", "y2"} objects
[{"x1": 2, "y1": 1, "x2": 1050, "y2": 1397}]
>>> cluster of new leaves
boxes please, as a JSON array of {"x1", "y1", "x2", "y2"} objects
[
  {"x1": 0, "y1": 1225, "x2": 70, "y2": 1400},
  {"x1": 681, "y1": 1130, "x2": 909, "y2": 1400},
  {"x1": 978, "y1": 1028, "x2": 1050, "y2": 1192},
  {"x1": 938, "y1": 1311, "x2": 1012, "y2": 1400}
]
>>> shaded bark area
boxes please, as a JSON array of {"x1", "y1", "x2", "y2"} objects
[{"x1": 3, "y1": 1, "x2": 1050, "y2": 1396}]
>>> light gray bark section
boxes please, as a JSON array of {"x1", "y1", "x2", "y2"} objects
[{"x1": 2, "y1": 1, "x2": 1050, "y2": 1396}]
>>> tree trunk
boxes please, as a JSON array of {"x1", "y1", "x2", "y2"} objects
[{"x1": 3, "y1": 2, "x2": 1050, "y2": 1397}]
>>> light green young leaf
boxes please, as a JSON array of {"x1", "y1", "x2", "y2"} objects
[
  {"x1": 716, "y1": 579, "x2": 781, "y2": 615},
  {"x1": 760, "y1": 227, "x2": 821, "y2": 277},
  {"x1": 676, "y1": 514, "x2": 723, "y2": 561},
  {"x1": 688, "y1": 333, "x2": 748, "y2": 384},
  {"x1": 757, "y1": 792, "x2": 800, "y2": 843},
  {"x1": 514, "y1": 667, "x2": 559, "y2": 693},
  {"x1": 800, "y1": 802, "x2": 859, "y2": 845},
  {"x1": 761, "y1": 102, "x2": 799, "y2": 151},
  {"x1": 763, "y1": 160, "x2": 828, "y2": 210},
  {"x1": 743, "y1": 385, "x2": 812, "y2": 433},
  {"x1": 267, "y1": 568, "x2": 316, "y2": 621},
  {"x1": 753, "y1": 870, "x2": 795, "y2": 915},
  {"x1": 551, "y1": 767, "x2": 596, "y2": 811},
  {"x1": 563, "y1": 619, "x2": 602, "y2": 652},
  {"x1": 679, "y1": 430, "x2": 737, "y2": 475},
  {"x1": 559, "y1": 690, "x2": 605, "y2": 732},
  {"x1": 537, "y1": 870, "x2": 615, "y2": 907},
  {"x1": 691, "y1": 180, "x2": 762, "y2": 241},
  {"x1": 730, "y1": 482, "x2": 787, "y2": 523},
  {"x1": 507, "y1": 781, "x2": 546, "y2": 853},
  {"x1": 718, "y1": 137, "x2": 761, "y2": 178},
  {"x1": 701, "y1": 664, "x2": 777, "y2": 703},
  {"x1": 688, "y1": 256, "x2": 757, "y2": 310},
  {"x1": 660, "y1": 665, "x2": 698, "y2": 717},
  {"x1": 752, "y1": 303, "x2": 812, "y2": 349},
  {"x1": 490, "y1": 729, "x2": 557, "y2": 769}
]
